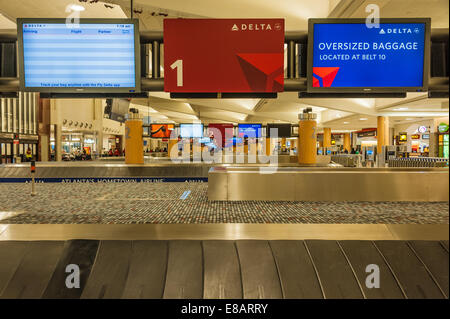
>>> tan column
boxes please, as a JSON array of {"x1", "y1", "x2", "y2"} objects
[
  {"x1": 248, "y1": 139, "x2": 257, "y2": 157},
  {"x1": 377, "y1": 116, "x2": 386, "y2": 153},
  {"x1": 192, "y1": 139, "x2": 202, "y2": 161},
  {"x1": 343, "y1": 133, "x2": 351, "y2": 152},
  {"x1": 168, "y1": 139, "x2": 178, "y2": 159},
  {"x1": 55, "y1": 124, "x2": 62, "y2": 162},
  {"x1": 323, "y1": 127, "x2": 332, "y2": 148},
  {"x1": 298, "y1": 116, "x2": 317, "y2": 165},
  {"x1": 384, "y1": 117, "x2": 390, "y2": 146},
  {"x1": 265, "y1": 138, "x2": 271, "y2": 156},
  {"x1": 125, "y1": 119, "x2": 144, "y2": 164},
  {"x1": 38, "y1": 98, "x2": 51, "y2": 162}
]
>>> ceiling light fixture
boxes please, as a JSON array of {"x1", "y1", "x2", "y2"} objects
[
  {"x1": 69, "y1": 4, "x2": 85, "y2": 12},
  {"x1": 393, "y1": 107, "x2": 408, "y2": 111},
  {"x1": 359, "y1": 118, "x2": 368, "y2": 120}
]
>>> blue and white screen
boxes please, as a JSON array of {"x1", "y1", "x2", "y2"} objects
[
  {"x1": 22, "y1": 23, "x2": 136, "y2": 89},
  {"x1": 238, "y1": 124, "x2": 262, "y2": 138},
  {"x1": 312, "y1": 23, "x2": 426, "y2": 88},
  {"x1": 180, "y1": 124, "x2": 204, "y2": 138}
]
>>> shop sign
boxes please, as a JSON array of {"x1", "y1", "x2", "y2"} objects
[
  {"x1": 418, "y1": 126, "x2": 427, "y2": 133},
  {"x1": 438, "y1": 123, "x2": 449, "y2": 133}
]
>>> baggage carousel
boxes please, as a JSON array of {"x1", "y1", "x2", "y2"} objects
[{"x1": 0, "y1": 239, "x2": 448, "y2": 299}]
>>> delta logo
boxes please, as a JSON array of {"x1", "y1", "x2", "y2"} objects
[
  {"x1": 312, "y1": 67, "x2": 340, "y2": 87},
  {"x1": 379, "y1": 28, "x2": 418, "y2": 34},
  {"x1": 231, "y1": 23, "x2": 281, "y2": 31}
]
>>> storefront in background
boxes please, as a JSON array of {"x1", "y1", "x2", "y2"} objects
[
  {"x1": 102, "y1": 135, "x2": 123, "y2": 156},
  {"x1": 0, "y1": 132, "x2": 38, "y2": 163},
  {"x1": 355, "y1": 129, "x2": 377, "y2": 148},
  {"x1": 437, "y1": 123, "x2": 449, "y2": 158},
  {"x1": 50, "y1": 131, "x2": 98, "y2": 160}
]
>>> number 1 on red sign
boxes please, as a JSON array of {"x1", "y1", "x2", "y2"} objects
[{"x1": 170, "y1": 59, "x2": 183, "y2": 86}]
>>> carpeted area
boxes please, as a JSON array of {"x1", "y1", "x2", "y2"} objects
[{"x1": 0, "y1": 182, "x2": 448, "y2": 224}]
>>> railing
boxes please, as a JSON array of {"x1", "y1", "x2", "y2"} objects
[{"x1": 388, "y1": 157, "x2": 449, "y2": 168}]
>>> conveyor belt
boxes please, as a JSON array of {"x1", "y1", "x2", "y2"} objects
[
  {"x1": 0, "y1": 163, "x2": 213, "y2": 181},
  {"x1": 0, "y1": 240, "x2": 448, "y2": 299}
]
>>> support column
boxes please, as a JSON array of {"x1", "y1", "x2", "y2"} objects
[
  {"x1": 265, "y1": 138, "x2": 271, "y2": 156},
  {"x1": 298, "y1": 109, "x2": 317, "y2": 165},
  {"x1": 343, "y1": 133, "x2": 351, "y2": 152},
  {"x1": 125, "y1": 113, "x2": 144, "y2": 164},
  {"x1": 323, "y1": 127, "x2": 332, "y2": 148},
  {"x1": 38, "y1": 97, "x2": 51, "y2": 162},
  {"x1": 384, "y1": 117, "x2": 390, "y2": 146},
  {"x1": 377, "y1": 116, "x2": 386, "y2": 153},
  {"x1": 55, "y1": 124, "x2": 62, "y2": 162},
  {"x1": 168, "y1": 139, "x2": 178, "y2": 159}
]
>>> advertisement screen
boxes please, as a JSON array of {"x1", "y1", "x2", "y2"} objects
[
  {"x1": 164, "y1": 19, "x2": 284, "y2": 93},
  {"x1": 399, "y1": 133, "x2": 407, "y2": 142},
  {"x1": 151, "y1": 124, "x2": 175, "y2": 138},
  {"x1": 180, "y1": 124, "x2": 204, "y2": 138},
  {"x1": 238, "y1": 124, "x2": 262, "y2": 138},
  {"x1": 18, "y1": 19, "x2": 140, "y2": 92},
  {"x1": 308, "y1": 19, "x2": 429, "y2": 92}
]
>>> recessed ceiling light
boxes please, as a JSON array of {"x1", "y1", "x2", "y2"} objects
[
  {"x1": 359, "y1": 118, "x2": 368, "y2": 120},
  {"x1": 69, "y1": 4, "x2": 85, "y2": 11},
  {"x1": 343, "y1": 121, "x2": 350, "y2": 124},
  {"x1": 393, "y1": 107, "x2": 408, "y2": 111}
]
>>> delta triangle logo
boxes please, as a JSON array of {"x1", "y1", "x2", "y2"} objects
[
  {"x1": 231, "y1": 24, "x2": 239, "y2": 31},
  {"x1": 312, "y1": 67, "x2": 339, "y2": 87},
  {"x1": 379, "y1": 28, "x2": 385, "y2": 34}
]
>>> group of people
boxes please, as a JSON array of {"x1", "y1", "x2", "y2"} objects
[
  {"x1": 342, "y1": 148, "x2": 360, "y2": 154},
  {"x1": 146, "y1": 147, "x2": 167, "y2": 153},
  {"x1": 107, "y1": 148, "x2": 124, "y2": 156},
  {"x1": 61, "y1": 148, "x2": 92, "y2": 161}
]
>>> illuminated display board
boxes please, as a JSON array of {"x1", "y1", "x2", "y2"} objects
[
  {"x1": 18, "y1": 18, "x2": 140, "y2": 93},
  {"x1": 151, "y1": 124, "x2": 175, "y2": 138},
  {"x1": 308, "y1": 18, "x2": 430, "y2": 93},
  {"x1": 238, "y1": 124, "x2": 262, "y2": 138},
  {"x1": 180, "y1": 124, "x2": 204, "y2": 138}
]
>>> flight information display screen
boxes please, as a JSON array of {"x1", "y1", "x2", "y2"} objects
[
  {"x1": 180, "y1": 124, "x2": 204, "y2": 138},
  {"x1": 18, "y1": 19, "x2": 140, "y2": 92},
  {"x1": 267, "y1": 123, "x2": 292, "y2": 138},
  {"x1": 238, "y1": 124, "x2": 262, "y2": 138},
  {"x1": 308, "y1": 18, "x2": 430, "y2": 92}
]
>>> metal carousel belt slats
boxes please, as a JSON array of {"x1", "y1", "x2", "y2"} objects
[{"x1": 0, "y1": 239, "x2": 447, "y2": 299}]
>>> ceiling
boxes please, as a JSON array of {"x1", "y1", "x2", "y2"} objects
[{"x1": 0, "y1": 0, "x2": 448, "y2": 132}]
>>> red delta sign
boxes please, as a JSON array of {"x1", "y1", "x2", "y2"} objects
[{"x1": 164, "y1": 19, "x2": 285, "y2": 93}]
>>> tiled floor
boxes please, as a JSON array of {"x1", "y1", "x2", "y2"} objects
[{"x1": 0, "y1": 182, "x2": 448, "y2": 224}]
